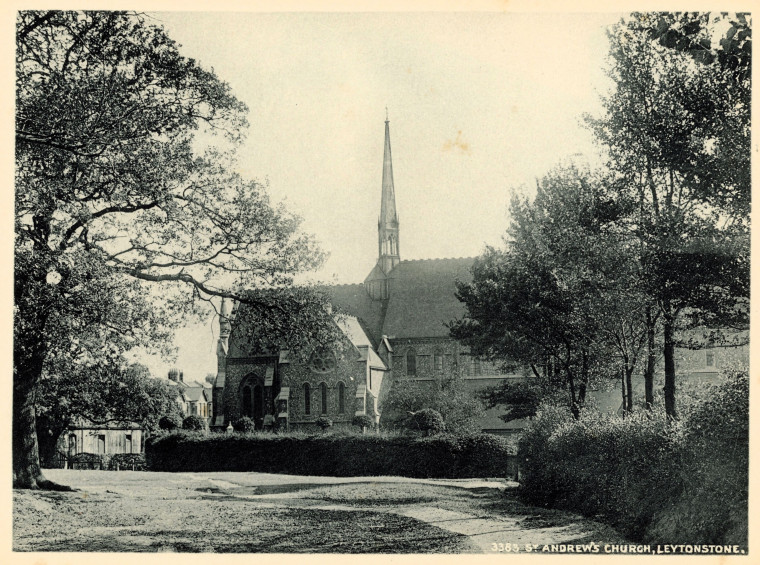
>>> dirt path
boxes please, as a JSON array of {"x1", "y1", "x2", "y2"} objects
[{"x1": 14, "y1": 470, "x2": 627, "y2": 553}]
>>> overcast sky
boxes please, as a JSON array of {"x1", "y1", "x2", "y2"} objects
[{"x1": 140, "y1": 10, "x2": 622, "y2": 382}]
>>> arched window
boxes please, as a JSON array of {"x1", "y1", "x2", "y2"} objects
[
  {"x1": 338, "y1": 382, "x2": 345, "y2": 414},
  {"x1": 320, "y1": 382, "x2": 328, "y2": 414},
  {"x1": 407, "y1": 348, "x2": 417, "y2": 376},
  {"x1": 242, "y1": 385, "x2": 252, "y2": 417},
  {"x1": 434, "y1": 349, "x2": 443, "y2": 371},
  {"x1": 303, "y1": 383, "x2": 311, "y2": 415},
  {"x1": 389, "y1": 234, "x2": 396, "y2": 255},
  {"x1": 68, "y1": 434, "x2": 77, "y2": 457}
]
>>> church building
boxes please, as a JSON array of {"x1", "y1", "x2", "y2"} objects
[{"x1": 211, "y1": 119, "x2": 524, "y2": 433}]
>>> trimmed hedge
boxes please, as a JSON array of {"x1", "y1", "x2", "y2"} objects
[
  {"x1": 517, "y1": 369, "x2": 748, "y2": 545},
  {"x1": 146, "y1": 432, "x2": 517, "y2": 478},
  {"x1": 108, "y1": 453, "x2": 147, "y2": 471},
  {"x1": 70, "y1": 452, "x2": 111, "y2": 470}
]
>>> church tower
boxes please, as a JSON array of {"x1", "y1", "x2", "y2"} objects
[{"x1": 365, "y1": 117, "x2": 400, "y2": 300}]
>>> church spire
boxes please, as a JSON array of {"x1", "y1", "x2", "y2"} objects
[
  {"x1": 378, "y1": 116, "x2": 400, "y2": 274},
  {"x1": 380, "y1": 116, "x2": 397, "y2": 227}
]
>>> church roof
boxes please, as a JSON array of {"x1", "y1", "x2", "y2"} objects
[
  {"x1": 327, "y1": 283, "x2": 387, "y2": 347},
  {"x1": 328, "y1": 257, "x2": 474, "y2": 342}
]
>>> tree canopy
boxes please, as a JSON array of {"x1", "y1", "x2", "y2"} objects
[{"x1": 14, "y1": 11, "x2": 336, "y2": 489}]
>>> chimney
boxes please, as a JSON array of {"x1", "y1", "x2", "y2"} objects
[{"x1": 168, "y1": 368, "x2": 179, "y2": 382}]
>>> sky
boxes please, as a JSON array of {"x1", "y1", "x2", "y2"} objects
[{"x1": 136, "y1": 10, "x2": 622, "y2": 382}]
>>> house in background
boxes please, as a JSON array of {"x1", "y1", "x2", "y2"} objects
[{"x1": 166, "y1": 368, "x2": 214, "y2": 424}]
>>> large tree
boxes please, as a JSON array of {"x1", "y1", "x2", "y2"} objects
[
  {"x1": 585, "y1": 13, "x2": 750, "y2": 418},
  {"x1": 15, "y1": 11, "x2": 336, "y2": 489},
  {"x1": 452, "y1": 165, "x2": 641, "y2": 418}
]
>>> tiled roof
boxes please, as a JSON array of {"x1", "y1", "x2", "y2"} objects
[
  {"x1": 381, "y1": 258, "x2": 474, "y2": 339},
  {"x1": 327, "y1": 283, "x2": 387, "y2": 347},
  {"x1": 183, "y1": 387, "x2": 210, "y2": 403}
]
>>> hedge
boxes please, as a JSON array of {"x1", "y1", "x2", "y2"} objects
[
  {"x1": 108, "y1": 453, "x2": 147, "y2": 471},
  {"x1": 146, "y1": 432, "x2": 517, "y2": 479},
  {"x1": 517, "y1": 369, "x2": 748, "y2": 545}
]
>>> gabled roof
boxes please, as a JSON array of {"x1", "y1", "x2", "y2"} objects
[
  {"x1": 183, "y1": 387, "x2": 211, "y2": 403},
  {"x1": 381, "y1": 258, "x2": 474, "y2": 339},
  {"x1": 327, "y1": 283, "x2": 387, "y2": 347},
  {"x1": 337, "y1": 316, "x2": 374, "y2": 348}
]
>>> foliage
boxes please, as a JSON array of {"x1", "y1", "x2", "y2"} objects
[
  {"x1": 14, "y1": 10, "x2": 337, "y2": 488},
  {"x1": 109, "y1": 453, "x2": 147, "y2": 471},
  {"x1": 34, "y1": 361, "x2": 182, "y2": 465},
  {"x1": 146, "y1": 432, "x2": 517, "y2": 478},
  {"x1": 380, "y1": 377, "x2": 484, "y2": 434},
  {"x1": 351, "y1": 415, "x2": 374, "y2": 429},
  {"x1": 481, "y1": 379, "x2": 548, "y2": 421},
  {"x1": 181, "y1": 415, "x2": 206, "y2": 431},
  {"x1": 315, "y1": 416, "x2": 333, "y2": 431},
  {"x1": 205, "y1": 373, "x2": 217, "y2": 387},
  {"x1": 452, "y1": 164, "x2": 645, "y2": 417},
  {"x1": 518, "y1": 367, "x2": 748, "y2": 544},
  {"x1": 406, "y1": 409, "x2": 445, "y2": 435},
  {"x1": 232, "y1": 416, "x2": 256, "y2": 433},
  {"x1": 648, "y1": 368, "x2": 748, "y2": 544},
  {"x1": 584, "y1": 13, "x2": 750, "y2": 417},
  {"x1": 158, "y1": 414, "x2": 183, "y2": 431},
  {"x1": 70, "y1": 452, "x2": 112, "y2": 470}
]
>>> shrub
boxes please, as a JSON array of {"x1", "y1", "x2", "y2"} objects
[
  {"x1": 182, "y1": 415, "x2": 206, "y2": 431},
  {"x1": 145, "y1": 432, "x2": 517, "y2": 479},
  {"x1": 352, "y1": 414, "x2": 374, "y2": 430},
  {"x1": 517, "y1": 369, "x2": 749, "y2": 546},
  {"x1": 109, "y1": 453, "x2": 147, "y2": 471},
  {"x1": 315, "y1": 416, "x2": 333, "y2": 430},
  {"x1": 232, "y1": 416, "x2": 255, "y2": 433},
  {"x1": 648, "y1": 368, "x2": 748, "y2": 545},
  {"x1": 159, "y1": 414, "x2": 182, "y2": 430},
  {"x1": 407, "y1": 409, "x2": 445, "y2": 435},
  {"x1": 381, "y1": 378, "x2": 485, "y2": 434},
  {"x1": 70, "y1": 452, "x2": 111, "y2": 470}
]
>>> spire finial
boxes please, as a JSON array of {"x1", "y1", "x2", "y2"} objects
[{"x1": 385, "y1": 106, "x2": 388, "y2": 122}]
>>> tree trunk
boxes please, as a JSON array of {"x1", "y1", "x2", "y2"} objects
[
  {"x1": 625, "y1": 366, "x2": 634, "y2": 412},
  {"x1": 662, "y1": 307, "x2": 678, "y2": 420},
  {"x1": 13, "y1": 352, "x2": 49, "y2": 488},
  {"x1": 620, "y1": 368, "x2": 627, "y2": 412},
  {"x1": 13, "y1": 298, "x2": 73, "y2": 490},
  {"x1": 36, "y1": 415, "x2": 68, "y2": 469},
  {"x1": 644, "y1": 307, "x2": 656, "y2": 410}
]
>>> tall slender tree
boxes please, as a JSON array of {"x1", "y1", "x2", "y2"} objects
[{"x1": 585, "y1": 13, "x2": 750, "y2": 418}]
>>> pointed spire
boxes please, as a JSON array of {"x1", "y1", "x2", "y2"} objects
[{"x1": 380, "y1": 117, "x2": 397, "y2": 225}]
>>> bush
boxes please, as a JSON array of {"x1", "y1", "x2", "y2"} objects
[
  {"x1": 517, "y1": 369, "x2": 749, "y2": 545},
  {"x1": 146, "y1": 432, "x2": 517, "y2": 478},
  {"x1": 182, "y1": 415, "x2": 206, "y2": 431},
  {"x1": 109, "y1": 453, "x2": 147, "y2": 471},
  {"x1": 159, "y1": 414, "x2": 182, "y2": 430},
  {"x1": 232, "y1": 416, "x2": 255, "y2": 433},
  {"x1": 352, "y1": 414, "x2": 374, "y2": 430},
  {"x1": 648, "y1": 368, "x2": 748, "y2": 545},
  {"x1": 70, "y1": 452, "x2": 111, "y2": 470},
  {"x1": 315, "y1": 416, "x2": 333, "y2": 430},
  {"x1": 407, "y1": 409, "x2": 445, "y2": 435}
]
